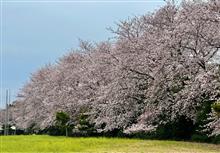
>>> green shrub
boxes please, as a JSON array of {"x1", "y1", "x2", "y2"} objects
[
  {"x1": 194, "y1": 99, "x2": 213, "y2": 137},
  {"x1": 54, "y1": 111, "x2": 72, "y2": 136},
  {"x1": 26, "y1": 122, "x2": 40, "y2": 134},
  {"x1": 211, "y1": 135, "x2": 220, "y2": 144},
  {"x1": 155, "y1": 116, "x2": 195, "y2": 140},
  {"x1": 73, "y1": 108, "x2": 96, "y2": 136},
  {"x1": 56, "y1": 112, "x2": 70, "y2": 125},
  {"x1": 43, "y1": 125, "x2": 61, "y2": 136},
  {"x1": 191, "y1": 134, "x2": 210, "y2": 143}
]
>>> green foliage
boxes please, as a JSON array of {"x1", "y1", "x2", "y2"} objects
[
  {"x1": 194, "y1": 99, "x2": 213, "y2": 136},
  {"x1": 191, "y1": 134, "x2": 210, "y2": 143},
  {"x1": 128, "y1": 132, "x2": 157, "y2": 140},
  {"x1": 26, "y1": 123, "x2": 40, "y2": 134},
  {"x1": 191, "y1": 134, "x2": 220, "y2": 144},
  {"x1": 54, "y1": 111, "x2": 72, "y2": 136},
  {"x1": 102, "y1": 129, "x2": 125, "y2": 138},
  {"x1": 56, "y1": 111, "x2": 70, "y2": 125},
  {"x1": 43, "y1": 125, "x2": 62, "y2": 136},
  {"x1": 212, "y1": 102, "x2": 220, "y2": 114},
  {"x1": 155, "y1": 116, "x2": 195, "y2": 140},
  {"x1": 73, "y1": 108, "x2": 95, "y2": 136},
  {"x1": 212, "y1": 135, "x2": 220, "y2": 144}
]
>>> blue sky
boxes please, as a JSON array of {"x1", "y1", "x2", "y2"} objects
[{"x1": 1, "y1": 0, "x2": 165, "y2": 108}]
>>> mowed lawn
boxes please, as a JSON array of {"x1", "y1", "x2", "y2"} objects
[{"x1": 0, "y1": 135, "x2": 220, "y2": 153}]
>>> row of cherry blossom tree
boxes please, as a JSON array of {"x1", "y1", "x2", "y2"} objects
[{"x1": 8, "y1": 0, "x2": 220, "y2": 137}]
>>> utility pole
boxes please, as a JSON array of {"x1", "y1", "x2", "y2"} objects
[
  {"x1": 4, "y1": 90, "x2": 8, "y2": 136},
  {"x1": 4, "y1": 89, "x2": 10, "y2": 136},
  {"x1": 8, "y1": 89, "x2": 10, "y2": 135}
]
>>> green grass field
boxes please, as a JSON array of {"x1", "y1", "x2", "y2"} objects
[{"x1": 0, "y1": 135, "x2": 219, "y2": 153}]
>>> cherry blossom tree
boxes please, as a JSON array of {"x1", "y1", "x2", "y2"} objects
[{"x1": 2, "y1": 0, "x2": 219, "y2": 137}]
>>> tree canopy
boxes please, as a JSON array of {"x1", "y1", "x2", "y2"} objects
[{"x1": 3, "y1": 0, "x2": 220, "y2": 138}]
